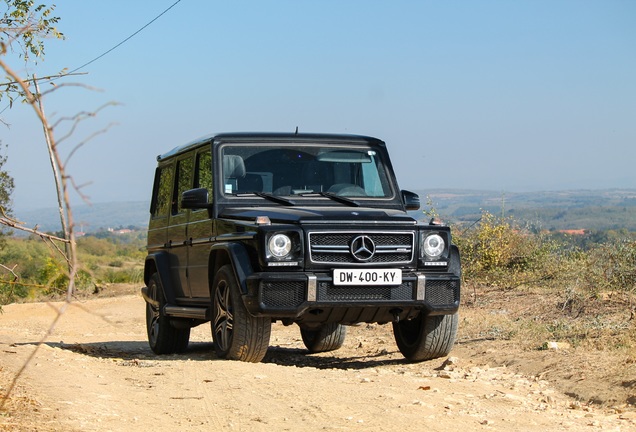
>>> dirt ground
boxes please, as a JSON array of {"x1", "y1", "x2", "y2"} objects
[{"x1": 1, "y1": 288, "x2": 635, "y2": 431}]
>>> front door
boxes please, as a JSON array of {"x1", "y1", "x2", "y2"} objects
[{"x1": 187, "y1": 148, "x2": 215, "y2": 298}]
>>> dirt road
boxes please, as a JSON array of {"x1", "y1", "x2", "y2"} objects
[{"x1": 0, "y1": 294, "x2": 633, "y2": 431}]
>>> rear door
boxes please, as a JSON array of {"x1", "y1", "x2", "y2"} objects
[
  {"x1": 167, "y1": 154, "x2": 194, "y2": 298},
  {"x1": 147, "y1": 163, "x2": 173, "y2": 253}
]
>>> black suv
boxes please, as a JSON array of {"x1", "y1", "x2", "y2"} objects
[{"x1": 142, "y1": 132, "x2": 460, "y2": 363}]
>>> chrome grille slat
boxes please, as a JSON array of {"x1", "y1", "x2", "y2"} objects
[{"x1": 308, "y1": 231, "x2": 415, "y2": 265}]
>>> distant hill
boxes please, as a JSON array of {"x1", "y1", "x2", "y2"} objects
[
  {"x1": 413, "y1": 188, "x2": 636, "y2": 231},
  {"x1": 12, "y1": 201, "x2": 150, "y2": 234},
  {"x1": 9, "y1": 189, "x2": 636, "y2": 235}
]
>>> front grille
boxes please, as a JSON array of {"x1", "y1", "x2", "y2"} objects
[
  {"x1": 317, "y1": 281, "x2": 414, "y2": 302},
  {"x1": 260, "y1": 281, "x2": 304, "y2": 309},
  {"x1": 425, "y1": 279, "x2": 460, "y2": 306},
  {"x1": 309, "y1": 231, "x2": 414, "y2": 265}
]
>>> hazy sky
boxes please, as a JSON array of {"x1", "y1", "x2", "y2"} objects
[{"x1": 2, "y1": 0, "x2": 635, "y2": 211}]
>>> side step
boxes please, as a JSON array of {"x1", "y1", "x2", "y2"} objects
[
  {"x1": 141, "y1": 287, "x2": 210, "y2": 320},
  {"x1": 164, "y1": 305, "x2": 210, "y2": 320}
]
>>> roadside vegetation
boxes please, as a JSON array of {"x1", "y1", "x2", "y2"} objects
[
  {"x1": 0, "y1": 231, "x2": 144, "y2": 304},
  {"x1": 451, "y1": 208, "x2": 636, "y2": 355}
]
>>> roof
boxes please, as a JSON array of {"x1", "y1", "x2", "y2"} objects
[{"x1": 156, "y1": 132, "x2": 385, "y2": 161}]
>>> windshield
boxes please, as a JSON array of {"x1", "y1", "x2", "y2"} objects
[{"x1": 221, "y1": 144, "x2": 393, "y2": 199}]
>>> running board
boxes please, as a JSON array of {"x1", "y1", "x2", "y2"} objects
[{"x1": 164, "y1": 305, "x2": 210, "y2": 320}]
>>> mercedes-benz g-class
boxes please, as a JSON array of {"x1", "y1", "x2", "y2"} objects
[{"x1": 142, "y1": 132, "x2": 460, "y2": 363}]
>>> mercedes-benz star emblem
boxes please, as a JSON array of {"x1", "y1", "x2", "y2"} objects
[{"x1": 350, "y1": 235, "x2": 376, "y2": 262}]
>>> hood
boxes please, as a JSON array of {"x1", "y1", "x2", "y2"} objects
[{"x1": 219, "y1": 206, "x2": 417, "y2": 225}]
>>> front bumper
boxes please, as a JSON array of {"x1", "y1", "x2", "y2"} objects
[{"x1": 243, "y1": 271, "x2": 460, "y2": 322}]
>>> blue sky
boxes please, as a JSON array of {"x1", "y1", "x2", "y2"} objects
[{"x1": 2, "y1": 0, "x2": 635, "y2": 211}]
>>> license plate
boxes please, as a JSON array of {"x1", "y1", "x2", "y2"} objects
[{"x1": 333, "y1": 269, "x2": 402, "y2": 286}]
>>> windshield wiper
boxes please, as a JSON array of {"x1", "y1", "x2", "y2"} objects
[
  {"x1": 298, "y1": 192, "x2": 360, "y2": 207},
  {"x1": 251, "y1": 192, "x2": 296, "y2": 206}
]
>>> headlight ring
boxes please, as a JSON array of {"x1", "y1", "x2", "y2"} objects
[
  {"x1": 268, "y1": 233, "x2": 293, "y2": 258},
  {"x1": 422, "y1": 233, "x2": 445, "y2": 259}
]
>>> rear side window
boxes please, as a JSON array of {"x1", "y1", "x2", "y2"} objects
[
  {"x1": 151, "y1": 164, "x2": 174, "y2": 218},
  {"x1": 173, "y1": 157, "x2": 194, "y2": 214},
  {"x1": 195, "y1": 149, "x2": 213, "y2": 201}
]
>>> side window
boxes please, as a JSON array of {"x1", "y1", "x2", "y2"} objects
[
  {"x1": 195, "y1": 149, "x2": 212, "y2": 203},
  {"x1": 172, "y1": 156, "x2": 194, "y2": 214},
  {"x1": 151, "y1": 164, "x2": 174, "y2": 218}
]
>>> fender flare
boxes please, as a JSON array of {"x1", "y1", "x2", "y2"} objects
[
  {"x1": 449, "y1": 244, "x2": 461, "y2": 279},
  {"x1": 144, "y1": 252, "x2": 178, "y2": 304},
  {"x1": 209, "y1": 242, "x2": 254, "y2": 296}
]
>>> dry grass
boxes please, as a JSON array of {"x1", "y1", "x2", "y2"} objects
[
  {"x1": 0, "y1": 367, "x2": 48, "y2": 432},
  {"x1": 457, "y1": 282, "x2": 636, "y2": 407},
  {"x1": 462, "y1": 283, "x2": 636, "y2": 351}
]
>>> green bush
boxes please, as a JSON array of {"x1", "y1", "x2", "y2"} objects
[
  {"x1": 0, "y1": 234, "x2": 147, "y2": 304},
  {"x1": 100, "y1": 267, "x2": 143, "y2": 284},
  {"x1": 580, "y1": 240, "x2": 636, "y2": 298},
  {"x1": 77, "y1": 236, "x2": 116, "y2": 256},
  {"x1": 454, "y1": 210, "x2": 564, "y2": 289}
]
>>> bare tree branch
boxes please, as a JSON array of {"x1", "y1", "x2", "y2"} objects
[
  {"x1": 63, "y1": 120, "x2": 117, "y2": 167},
  {"x1": 39, "y1": 82, "x2": 103, "y2": 100},
  {"x1": 66, "y1": 175, "x2": 92, "y2": 204},
  {"x1": 34, "y1": 75, "x2": 69, "y2": 250},
  {"x1": 0, "y1": 57, "x2": 78, "y2": 303},
  {"x1": 0, "y1": 71, "x2": 87, "y2": 87},
  {"x1": 0, "y1": 207, "x2": 69, "y2": 244},
  {"x1": 0, "y1": 263, "x2": 19, "y2": 282}
]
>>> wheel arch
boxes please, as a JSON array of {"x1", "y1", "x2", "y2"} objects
[
  {"x1": 144, "y1": 252, "x2": 177, "y2": 304},
  {"x1": 209, "y1": 242, "x2": 254, "y2": 296},
  {"x1": 449, "y1": 244, "x2": 461, "y2": 279}
]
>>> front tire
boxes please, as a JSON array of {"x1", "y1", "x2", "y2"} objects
[
  {"x1": 392, "y1": 313, "x2": 458, "y2": 362},
  {"x1": 300, "y1": 323, "x2": 347, "y2": 353},
  {"x1": 145, "y1": 273, "x2": 190, "y2": 354},
  {"x1": 211, "y1": 265, "x2": 271, "y2": 362}
]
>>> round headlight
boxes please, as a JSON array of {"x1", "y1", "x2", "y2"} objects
[
  {"x1": 423, "y1": 234, "x2": 445, "y2": 258},
  {"x1": 268, "y1": 234, "x2": 292, "y2": 258}
]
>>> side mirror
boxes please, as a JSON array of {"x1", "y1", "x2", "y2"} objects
[
  {"x1": 401, "y1": 190, "x2": 420, "y2": 211},
  {"x1": 181, "y1": 188, "x2": 210, "y2": 209}
]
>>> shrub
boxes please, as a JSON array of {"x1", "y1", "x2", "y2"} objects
[
  {"x1": 580, "y1": 240, "x2": 636, "y2": 300},
  {"x1": 454, "y1": 210, "x2": 563, "y2": 289},
  {"x1": 36, "y1": 257, "x2": 94, "y2": 296},
  {"x1": 77, "y1": 236, "x2": 116, "y2": 256},
  {"x1": 100, "y1": 267, "x2": 143, "y2": 284}
]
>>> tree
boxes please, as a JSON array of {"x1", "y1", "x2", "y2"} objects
[
  {"x1": 0, "y1": 0, "x2": 63, "y2": 234},
  {"x1": 0, "y1": 1, "x2": 119, "y2": 418},
  {"x1": 0, "y1": 0, "x2": 63, "y2": 105},
  {"x1": 0, "y1": 141, "x2": 14, "y2": 239},
  {"x1": 0, "y1": 0, "x2": 62, "y2": 233}
]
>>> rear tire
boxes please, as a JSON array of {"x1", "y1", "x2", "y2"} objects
[
  {"x1": 211, "y1": 265, "x2": 271, "y2": 362},
  {"x1": 300, "y1": 323, "x2": 347, "y2": 353},
  {"x1": 145, "y1": 273, "x2": 190, "y2": 354},
  {"x1": 392, "y1": 313, "x2": 458, "y2": 362}
]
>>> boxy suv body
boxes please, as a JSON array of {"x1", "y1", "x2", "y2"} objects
[{"x1": 142, "y1": 132, "x2": 460, "y2": 362}]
